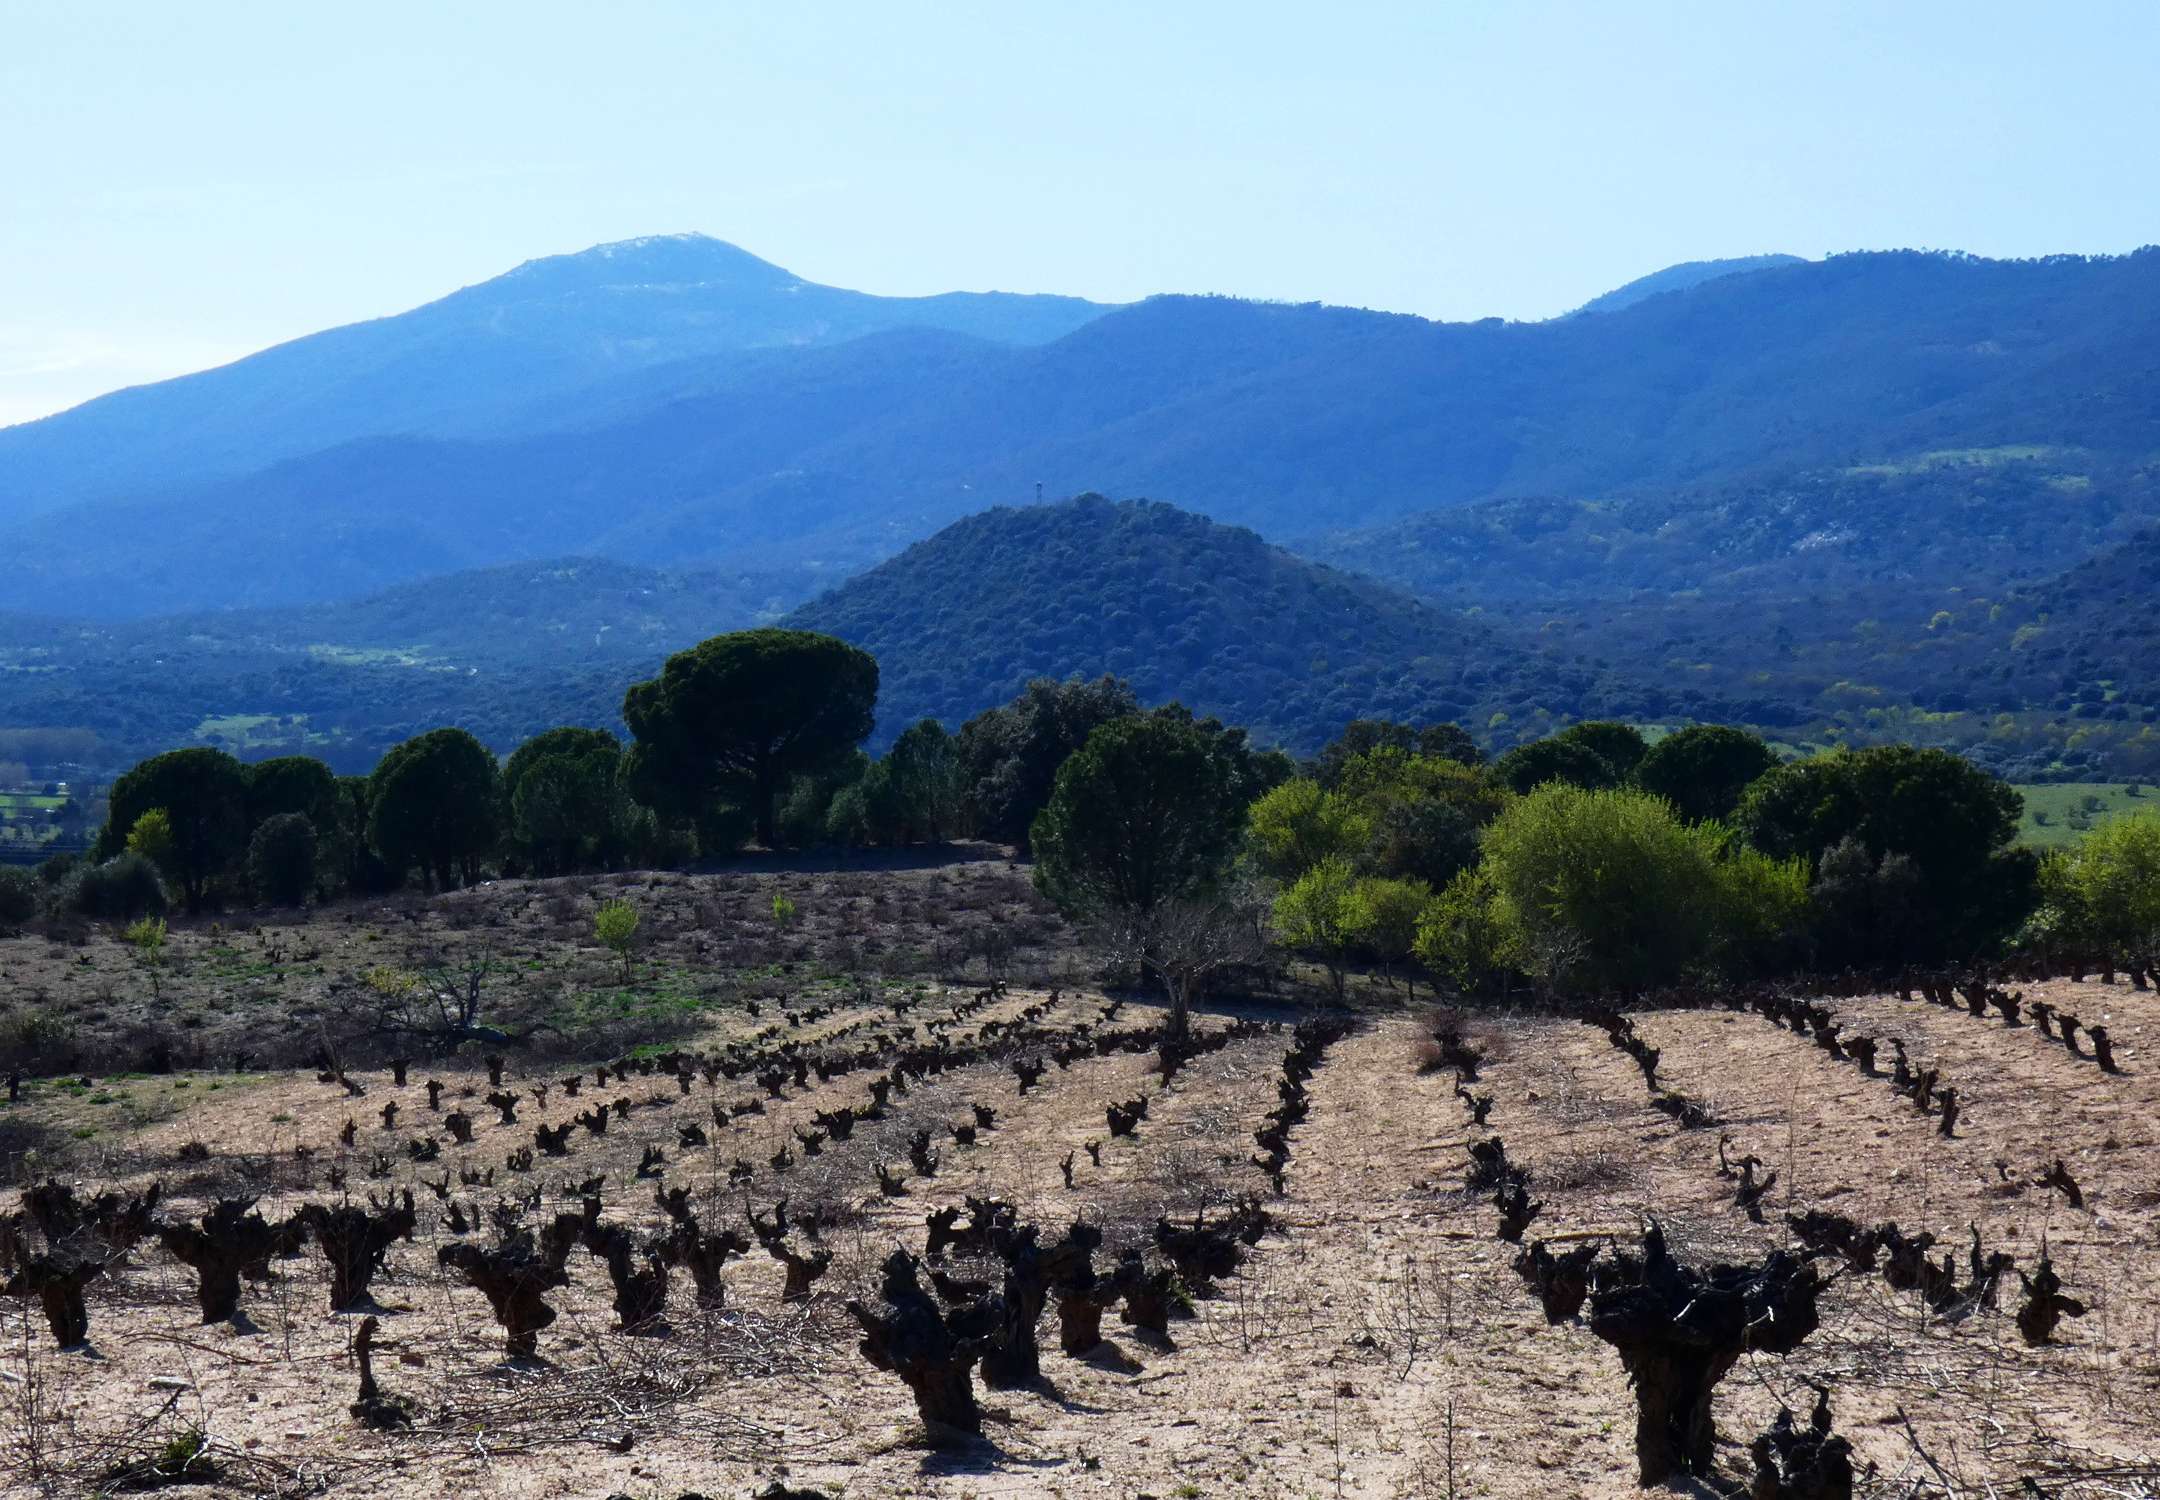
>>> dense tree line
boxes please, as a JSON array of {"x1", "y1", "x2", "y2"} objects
[{"x1": 20, "y1": 628, "x2": 2146, "y2": 1013}]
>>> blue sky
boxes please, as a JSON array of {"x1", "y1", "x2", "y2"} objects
[{"x1": 4, "y1": 0, "x2": 2156, "y2": 425}]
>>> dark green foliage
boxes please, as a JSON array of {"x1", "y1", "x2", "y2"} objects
[
  {"x1": 1367, "y1": 790, "x2": 1487, "y2": 889},
  {"x1": 1739, "y1": 746, "x2": 2036, "y2": 961},
  {"x1": 100, "y1": 747, "x2": 250, "y2": 913},
  {"x1": 501, "y1": 727, "x2": 622, "y2": 808},
  {"x1": 1556, "y1": 722, "x2": 1649, "y2": 779},
  {"x1": 790, "y1": 497, "x2": 1602, "y2": 758},
  {"x1": 622, "y1": 629, "x2": 877, "y2": 849},
  {"x1": 67, "y1": 853, "x2": 169, "y2": 921},
  {"x1": 34, "y1": 853, "x2": 79, "y2": 891},
  {"x1": 824, "y1": 721, "x2": 971, "y2": 849},
  {"x1": 1635, "y1": 726, "x2": 1779, "y2": 823},
  {"x1": 879, "y1": 720, "x2": 967, "y2": 843},
  {"x1": 1494, "y1": 736, "x2": 1623, "y2": 796},
  {"x1": 1809, "y1": 837, "x2": 1923, "y2": 971},
  {"x1": 334, "y1": 777, "x2": 398, "y2": 895},
  {"x1": 368, "y1": 729, "x2": 501, "y2": 891},
  {"x1": 246, "y1": 756, "x2": 340, "y2": 831},
  {"x1": 0, "y1": 867, "x2": 36, "y2": 929},
  {"x1": 1314, "y1": 720, "x2": 1483, "y2": 785},
  {"x1": 248, "y1": 813, "x2": 317, "y2": 907},
  {"x1": 1030, "y1": 713, "x2": 1246, "y2": 920},
  {"x1": 775, "y1": 754, "x2": 868, "y2": 849},
  {"x1": 502, "y1": 728, "x2": 635, "y2": 874},
  {"x1": 958, "y1": 676, "x2": 1142, "y2": 850}
]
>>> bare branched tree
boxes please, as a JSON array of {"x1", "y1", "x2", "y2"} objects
[
  {"x1": 1091, "y1": 890, "x2": 1265, "y2": 1037},
  {"x1": 359, "y1": 946, "x2": 559, "y2": 1052}
]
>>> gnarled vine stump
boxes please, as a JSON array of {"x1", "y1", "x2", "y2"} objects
[
  {"x1": 437, "y1": 1217, "x2": 580, "y2": 1360},
  {"x1": 847, "y1": 1250, "x2": 992, "y2": 1439},
  {"x1": 299, "y1": 1197, "x2": 418, "y2": 1312},
  {"x1": 159, "y1": 1198, "x2": 278, "y2": 1323},
  {"x1": 2, "y1": 1254, "x2": 102, "y2": 1348},
  {"x1": 1585, "y1": 1220, "x2": 1826, "y2": 1485}
]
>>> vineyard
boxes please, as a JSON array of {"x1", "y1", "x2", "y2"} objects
[{"x1": 0, "y1": 871, "x2": 2156, "y2": 1498}]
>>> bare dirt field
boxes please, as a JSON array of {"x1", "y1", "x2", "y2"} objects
[{"x1": 1, "y1": 864, "x2": 2156, "y2": 1498}]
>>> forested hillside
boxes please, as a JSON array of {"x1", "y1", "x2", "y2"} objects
[
  {"x1": 1564, "y1": 253, "x2": 1806, "y2": 315},
  {"x1": 1301, "y1": 452, "x2": 2160, "y2": 602},
  {"x1": 0, "y1": 559, "x2": 816, "y2": 772},
  {"x1": 785, "y1": 496, "x2": 1651, "y2": 752},
  {"x1": 6, "y1": 247, "x2": 2159, "y2": 617}
]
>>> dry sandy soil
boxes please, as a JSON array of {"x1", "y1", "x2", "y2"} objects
[{"x1": 1, "y1": 868, "x2": 2157, "y2": 1498}]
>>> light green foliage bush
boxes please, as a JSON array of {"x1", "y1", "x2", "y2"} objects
[
  {"x1": 124, "y1": 914, "x2": 168, "y2": 999},
  {"x1": 125, "y1": 807, "x2": 176, "y2": 871},
  {"x1": 594, "y1": 898, "x2": 639, "y2": 981},
  {"x1": 1478, "y1": 784, "x2": 1767, "y2": 991},
  {"x1": 1272, "y1": 857, "x2": 1362, "y2": 998},
  {"x1": 1246, "y1": 779, "x2": 1371, "y2": 880},
  {"x1": 2044, "y1": 808, "x2": 2160, "y2": 969},
  {"x1": 1344, "y1": 874, "x2": 1432, "y2": 993},
  {"x1": 1414, "y1": 868, "x2": 1520, "y2": 993}
]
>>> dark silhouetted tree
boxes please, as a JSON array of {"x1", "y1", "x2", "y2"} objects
[
  {"x1": 622, "y1": 629, "x2": 877, "y2": 849},
  {"x1": 368, "y1": 729, "x2": 501, "y2": 891},
  {"x1": 1493, "y1": 736, "x2": 1623, "y2": 797},
  {"x1": 1031, "y1": 713, "x2": 1246, "y2": 928},
  {"x1": 1739, "y1": 745, "x2": 2034, "y2": 961},
  {"x1": 1634, "y1": 725, "x2": 1777, "y2": 822},
  {"x1": 99, "y1": 748, "x2": 250, "y2": 913},
  {"x1": 958, "y1": 675, "x2": 1140, "y2": 850},
  {"x1": 248, "y1": 812, "x2": 317, "y2": 907}
]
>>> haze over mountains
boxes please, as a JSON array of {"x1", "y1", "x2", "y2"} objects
[
  {"x1": 6, "y1": 238, "x2": 2158, "y2": 622},
  {"x1": 0, "y1": 234, "x2": 1112, "y2": 521},
  {"x1": 4, "y1": 233, "x2": 2160, "y2": 780}
]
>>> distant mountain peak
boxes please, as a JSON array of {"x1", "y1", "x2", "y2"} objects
[{"x1": 486, "y1": 232, "x2": 801, "y2": 296}]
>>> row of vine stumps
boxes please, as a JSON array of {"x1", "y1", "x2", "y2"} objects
[
  {"x1": 0, "y1": 969, "x2": 1368, "y2": 1495},
  {"x1": 1420, "y1": 974, "x2": 2132, "y2": 1497}
]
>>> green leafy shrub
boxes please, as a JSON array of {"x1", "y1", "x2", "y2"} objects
[
  {"x1": 0, "y1": 867, "x2": 36, "y2": 930},
  {"x1": 1414, "y1": 868, "x2": 1520, "y2": 993},
  {"x1": 595, "y1": 898, "x2": 639, "y2": 981},
  {"x1": 67, "y1": 852, "x2": 170, "y2": 921},
  {"x1": 0, "y1": 1006, "x2": 77, "y2": 1074}
]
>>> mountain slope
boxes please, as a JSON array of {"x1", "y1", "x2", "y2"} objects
[
  {"x1": 0, "y1": 556, "x2": 817, "y2": 773},
  {"x1": 0, "y1": 234, "x2": 1111, "y2": 521},
  {"x1": 1566, "y1": 254, "x2": 1807, "y2": 316},
  {"x1": 9, "y1": 246, "x2": 2160, "y2": 619},
  {"x1": 783, "y1": 495, "x2": 1636, "y2": 752},
  {"x1": 1299, "y1": 450, "x2": 2160, "y2": 602}
]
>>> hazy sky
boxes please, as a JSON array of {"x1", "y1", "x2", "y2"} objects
[{"x1": 5, "y1": 0, "x2": 2157, "y2": 426}]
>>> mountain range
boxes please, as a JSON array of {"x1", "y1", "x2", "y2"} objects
[
  {"x1": 6, "y1": 240, "x2": 2159, "y2": 620},
  {"x1": 4, "y1": 234, "x2": 2160, "y2": 781}
]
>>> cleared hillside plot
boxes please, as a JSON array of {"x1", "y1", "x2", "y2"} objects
[
  {"x1": 2016, "y1": 782, "x2": 2153, "y2": 849},
  {"x1": 0, "y1": 914, "x2": 2156, "y2": 1495}
]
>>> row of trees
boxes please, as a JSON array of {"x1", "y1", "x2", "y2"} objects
[
  {"x1": 45, "y1": 634, "x2": 1255, "y2": 917},
  {"x1": 32, "y1": 626, "x2": 2134, "y2": 1015},
  {"x1": 1021, "y1": 711, "x2": 2062, "y2": 1007}
]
